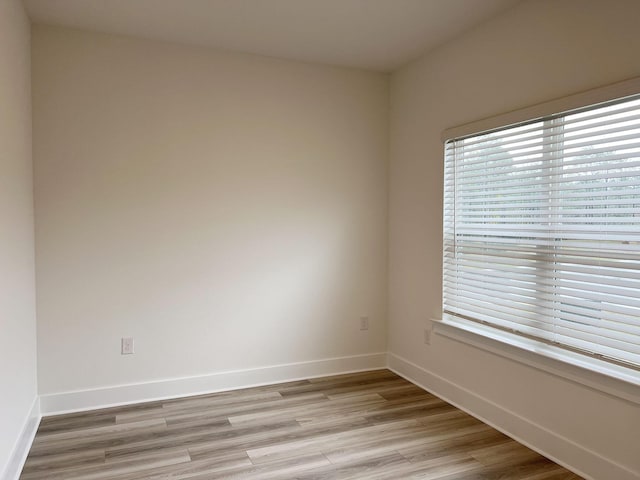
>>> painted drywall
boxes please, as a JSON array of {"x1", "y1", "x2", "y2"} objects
[
  {"x1": 32, "y1": 26, "x2": 389, "y2": 396},
  {"x1": 389, "y1": 0, "x2": 640, "y2": 477},
  {"x1": 0, "y1": 0, "x2": 39, "y2": 477}
]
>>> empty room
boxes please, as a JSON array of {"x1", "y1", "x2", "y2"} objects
[{"x1": 1, "y1": 0, "x2": 639, "y2": 479}]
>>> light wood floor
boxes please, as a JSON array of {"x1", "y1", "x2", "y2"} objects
[{"x1": 21, "y1": 370, "x2": 583, "y2": 479}]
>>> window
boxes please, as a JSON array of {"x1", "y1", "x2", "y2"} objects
[{"x1": 443, "y1": 93, "x2": 640, "y2": 372}]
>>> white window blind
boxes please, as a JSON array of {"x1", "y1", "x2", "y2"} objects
[{"x1": 443, "y1": 95, "x2": 640, "y2": 369}]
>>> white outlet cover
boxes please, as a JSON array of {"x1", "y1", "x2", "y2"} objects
[
  {"x1": 360, "y1": 317, "x2": 369, "y2": 331},
  {"x1": 121, "y1": 337, "x2": 134, "y2": 355}
]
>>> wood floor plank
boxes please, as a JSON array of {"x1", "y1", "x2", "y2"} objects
[
  {"x1": 21, "y1": 449, "x2": 191, "y2": 480},
  {"x1": 322, "y1": 423, "x2": 492, "y2": 465},
  {"x1": 33, "y1": 418, "x2": 167, "y2": 444},
  {"x1": 106, "y1": 452, "x2": 253, "y2": 480},
  {"x1": 228, "y1": 392, "x2": 386, "y2": 427},
  {"x1": 21, "y1": 449, "x2": 106, "y2": 475},
  {"x1": 20, "y1": 370, "x2": 584, "y2": 480},
  {"x1": 162, "y1": 392, "x2": 328, "y2": 429},
  {"x1": 36, "y1": 414, "x2": 116, "y2": 435},
  {"x1": 27, "y1": 420, "x2": 170, "y2": 458},
  {"x1": 245, "y1": 417, "x2": 425, "y2": 464},
  {"x1": 185, "y1": 452, "x2": 332, "y2": 480},
  {"x1": 106, "y1": 419, "x2": 299, "y2": 460},
  {"x1": 290, "y1": 451, "x2": 412, "y2": 480}
]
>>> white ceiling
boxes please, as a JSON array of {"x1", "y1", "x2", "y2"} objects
[{"x1": 23, "y1": 0, "x2": 520, "y2": 72}]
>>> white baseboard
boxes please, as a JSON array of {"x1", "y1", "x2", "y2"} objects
[
  {"x1": 39, "y1": 352, "x2": 387, "y2": 415},
  {"x1": 387, "y1": 352, "x2": 638, "y2": 480},
  {"x1": 1, "y1": 396, "x2": 41, "y2": 480}
]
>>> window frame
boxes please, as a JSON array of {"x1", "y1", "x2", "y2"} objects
[{"x1": 439, "y1": 77, "x2": 640, "y2": 394}]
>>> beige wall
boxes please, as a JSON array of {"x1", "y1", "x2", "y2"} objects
[
  {"x1": 0, "y1": 0, "x2": 38, "y2": 476},
  {"x1": 389, "y1": 0, "x2": 640, "y2": 477},
  {"x1": 32, "y1": 26, "x2": 389, "y2": 395}
]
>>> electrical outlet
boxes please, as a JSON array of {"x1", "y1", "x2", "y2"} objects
[
  {"x1": 121, "y1": 337, "x2": 134, "y2": 355},
  {"x1": 424, "y1": 328, "x2": 431, "y2": 345},
  {"x1": 360, "y1": 316, "x2": 370, "y2": 331}
]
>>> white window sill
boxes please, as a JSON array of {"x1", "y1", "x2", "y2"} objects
[{"x1": 433, "y1": 314, "x2": 640, "y2": 405}]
